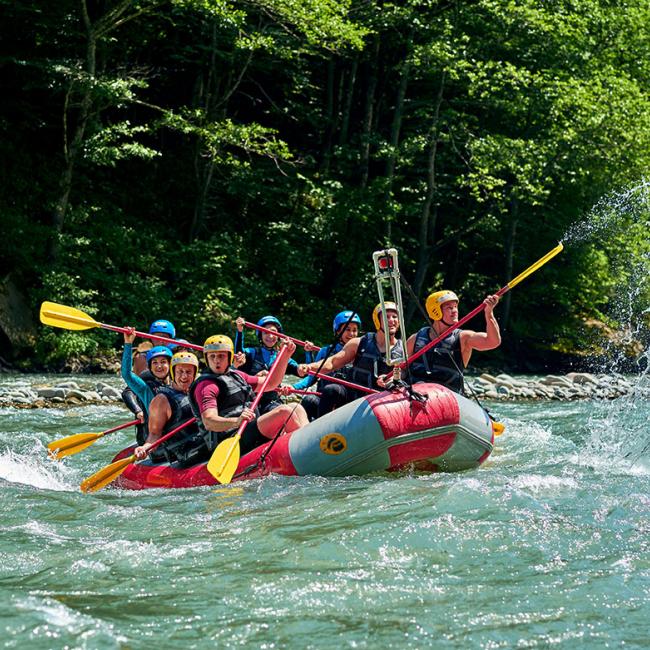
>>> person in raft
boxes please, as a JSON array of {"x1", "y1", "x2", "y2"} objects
[
  {"x1": 122, "y1": 328, "x2": 173, "y2": 445},
  {"x1": 288, "y1": 310, "x2": 362, "y2": 421},
  {"x1": 133, "y1": 351, "x2": 200, "y2": 463},
  {"x1": 234, "y1": 315, "x2": 315, "y2": 414},
  {"x1": 121, "y1": 319, "x2": 175, "y2": 438},
  {"x1": 405, "y1": 290, "x2": 501, "y2": 394},
  {"x1": 296, "y1": 302, "x2": 404, "y2": 417},
  {"x1": 189, "y1": 335, "x2": 309, "y2": 459}
]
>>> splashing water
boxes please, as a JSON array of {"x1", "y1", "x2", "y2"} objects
[
  {"x1": 559, "y1": 180, "x2": 650, "y2": 374},
  {"x1": 575, "y1": 346, "x2": 650, "y2": 471},
  {"x1": 562, "y1": 179, "x2": 650, "y2": 245}
]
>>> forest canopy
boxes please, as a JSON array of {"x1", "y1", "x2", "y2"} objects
[{"x1": 2, "y1": 0, "x2": 649, "y2": 370}]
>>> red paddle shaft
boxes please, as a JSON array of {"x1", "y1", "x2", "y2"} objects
[
  {"x1": 232, "y1": 344, "x2": 292, "y2": 437},
  {"x1": 101, "y1": 323, "x2": 203, "y2": 352},
  {"x1": 102, "y1": 419, "x2": 141, "y2": 435},
  {"x1": 142, "y1": 417, "x2": 197, "y2": 456},
  {"x1": 305, "y1": 370, "x2": 378, "y2": 394},
  {"x1": 244, "y1": 321, "x2": 313, "y2": 348}
]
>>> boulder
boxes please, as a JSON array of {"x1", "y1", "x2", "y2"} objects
[
  {"x1": 566, "y1": 372, "x2": 598, "y2": 385},
  {"x1": 56, "y1": 381, "x2": 80, "y2": 391},
  {"x1": 100, "y1": 385, "x2": 122, "y2": 400},
  {"x1": 37, "y1": 387, "x2": 66, "y2": 399}
]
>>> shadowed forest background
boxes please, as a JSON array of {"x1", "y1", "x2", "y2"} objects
[{"x1": 1, "y1": 0, "x2": 649, "y2": 371}]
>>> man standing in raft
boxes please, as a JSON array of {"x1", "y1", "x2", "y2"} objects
[
  {"x1": 133, "y1": 351, "x2": 200, "y2": 462},
  {"x1": 406, "y1": 291, "x2": 501, "y2": 394},
  {"x1": 297, "y1": 302, "x2": 404, "y2": 415},
  {"x1": 189, "y1": 335, "x2": 309, "y2": 458}
]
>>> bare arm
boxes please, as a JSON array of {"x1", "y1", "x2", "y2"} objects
[
  {"x1": 461, "y1": 295, "x2": 501, "y2": 364},
  {"x1": 297, "y1": 338, "x2": 360, "y2": 376},
  {"x1": 201, "y1": 406, "x2": 252, "y2": 433},
  {"x1": 134, "y1": 393, "x2": 171, "y2": 458},
  {"x1": 405, "y1": 333, "x2": 417, "y2": 357}
]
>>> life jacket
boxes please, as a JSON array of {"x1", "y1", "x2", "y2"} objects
[
  {"x1": 408, "y1": 326, "x2": 465, "y2": 394},
  {"x1": 140, "y1": 369, "x2": 166, "y2": 393},
  {"x1": 349, "y1": 333, "x2": 404, "y2": 389},
  {"x1": 243, "y1": 347, "x2": 288, "y2": 414},
  {"x1": 148, "y1": 385, "x2": 199, "y2": 463},
  {"x1": 183, "y1": 369, "x2": 259, "y2": 462}
]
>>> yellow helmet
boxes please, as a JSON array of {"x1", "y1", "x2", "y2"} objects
[
  {"x1": 203, "y1": 335, "x2": 234, "y2": 365},
  {"x1": 372, "y1": 301, "x2": 399, "y2": 330},
  {"x1": 425, "y1": 290, "x2": 459, "y2": 321},
  {"x1": 170, "y1": 352, "x2": 199, "y2": 381}
]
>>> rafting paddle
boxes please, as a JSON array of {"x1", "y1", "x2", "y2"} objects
[
  {"x1": 243, "y1": 321, "x2": 317, "y2": 349},
  {"x1": 403, "y1": 242, "x2": 564, "y2": 369},
  {"x1": 79, "y1": 417, "x2": 196, "y2": 493},
  {"x1": 48, "y1": 418, "x2": 140, "y2": 460},
  {"x1": 207, "y1": 343, "x2": 292, "y2": 485},
  {"x1": 304, "y1": 370, "x2": 379, "y2": 394},
  {"x1": 39, "y1": 302, "x2": 203, "y2": 352}
]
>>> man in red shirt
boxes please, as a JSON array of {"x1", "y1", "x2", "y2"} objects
[{"x1": 190, "y1": 335, "x2": 309, "y2": 456}]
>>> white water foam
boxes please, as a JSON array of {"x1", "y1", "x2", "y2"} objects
[
  {"x1": 13, "y1": 595, "x2": 127, "y2": 645},
  {"x1": 0, "y1": 449, "x2": 77, "y2": 491}
]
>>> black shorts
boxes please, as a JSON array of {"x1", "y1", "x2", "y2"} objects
[{"x1": 220, "y1": 419, "x2": 267, "y2": 456}]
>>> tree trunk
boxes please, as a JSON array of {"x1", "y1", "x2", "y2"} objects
[
  {"x1": 384, "y1": 53, "x2": 411, "y2": 242},
  {"x1": 48, "y1": 0, "x2": 98, "y2": 263},
  {"x1": 321, "y1": 57, "x2": 336, "y2": 174},
  {"x1": 359, "y1": 38, "x2": 380, "y2": 189},
  {"x1": 339, "y1": 58, "x2": 357, "y2": 146},
  {"x1": 502, "y1": 199, "x2": 519, "y2": 330},
  {"x1": 406, "y1": 71, "x2": 446, "y2": 325},
  {"x1": 189, "y1": 21, "x2": 253, "y2": 241},
  {"x1": 49, "y1": 0, "x2": 143, "y2": 261}
]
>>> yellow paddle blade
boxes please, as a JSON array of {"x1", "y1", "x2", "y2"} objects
[
  {"x1": 80, "y1": 454, "x2": 136, "y2": 493},
  {"x1": 207, "y1": 435, "x2": 241, "y2": 484},
  {"x1": 507, "y1": 242, "x2": 563, "y2": 290},
  {"x1": 492, "y1": 421, "x2": 506, "y2": 437},
  {"x1": 39, "y1": 301, "x2": 100, "y2": 331},
  {"x1": 48, "y1": 432, "x2": 103, "y2": 460}
]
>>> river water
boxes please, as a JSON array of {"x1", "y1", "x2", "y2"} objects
[{"x1": 0, "y1": 374, "x2": 648, "y2": 649}]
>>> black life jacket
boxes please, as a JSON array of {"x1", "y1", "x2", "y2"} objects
[
  {"x1": 408, "y1": 326, "x2": 465, "y2": 394},
  {"x1": 148, "y1": 385, "x2": 199, "y2": 463},
  {"x1": 242, "y1": 347, "x2": 282, "y2": 413},
  {"x1": 186, "y1": 369, "x2": 259, "y2": 457},
  {"x1": 140, "y1": 369, "x2": 166, "y2": 393},
  {"x1": 316, "y1": 343, "x2": 353, "y2": 391},
  {"x1": 349, "y1": 333, "x2": 404, "y2": 389}
]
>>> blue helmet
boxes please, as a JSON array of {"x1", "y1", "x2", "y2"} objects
[
  {"x1": 167, "y1": 338, "x2": 190, "y2": 351},
  {"x1": 149, "y1": 319, "x2": 176, "y2": 339},
  {"x1": 256, "y1": 315, "x2": 282, "y2": 341},
  {"x1": 333, "y1": 310, "x2": 361, "y2": 334},
  {"x1": 146, "y1": 346, "x2": 173, "y2": 365}
]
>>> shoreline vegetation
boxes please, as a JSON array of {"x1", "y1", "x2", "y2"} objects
[
  {"x1": 0, "y1": 372, "x2": 643, "y2": 410},
  {"x1": 2, "y1": 2, "x2": 649, "y2": 376}
]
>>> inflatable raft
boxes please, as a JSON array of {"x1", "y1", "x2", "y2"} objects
[{"x1": 112, "y1": 383, "x2": 496, "y2": 490}]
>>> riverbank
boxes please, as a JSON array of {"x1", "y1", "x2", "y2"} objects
[{"x1": 0, "y1": 372, "x2": 644, "y2": 409}]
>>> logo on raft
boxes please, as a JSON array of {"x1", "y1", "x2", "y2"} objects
[{"x1": 319, "y1": 433, "x2": 347, "y2": 455}]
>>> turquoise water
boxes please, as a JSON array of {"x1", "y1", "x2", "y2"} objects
[{"x1": 1, "y1": 375, "x2": 648, "y2": 648}]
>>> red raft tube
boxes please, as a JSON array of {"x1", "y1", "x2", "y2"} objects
[{"x1": 112, "y1": 383, "x2": 496, "y2": 490}]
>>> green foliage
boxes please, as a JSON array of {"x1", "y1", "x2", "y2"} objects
[{"x1": 2, "y1": 0, "x2": 649, "y2": 370}]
